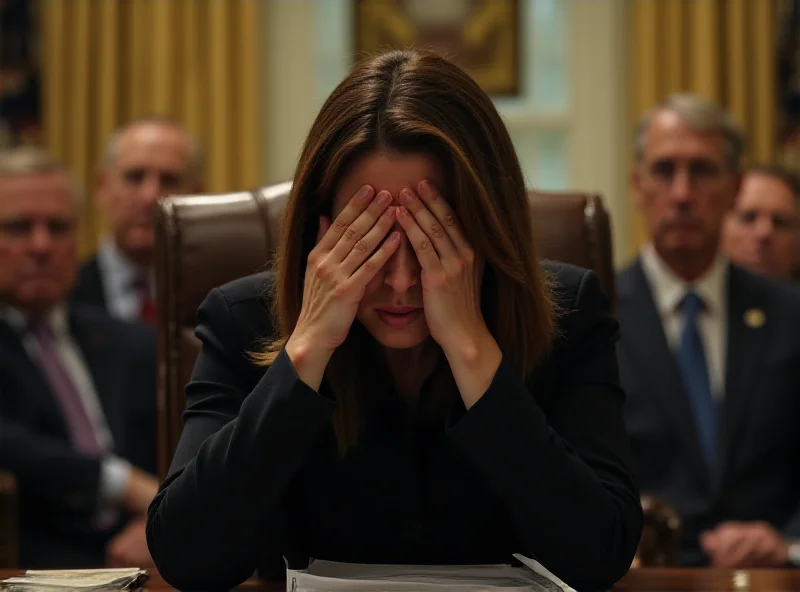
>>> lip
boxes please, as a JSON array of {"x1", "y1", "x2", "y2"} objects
[
  {"x1": 375, "y1": 307, "x2": 423, "y2": 328},
  {"x1": 378, "y1": 306, "x2": 419, "y2": 314}
]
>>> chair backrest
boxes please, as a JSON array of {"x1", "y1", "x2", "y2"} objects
[{"x1": 154, "y1": 183, "x2": 615, "y2": 477}]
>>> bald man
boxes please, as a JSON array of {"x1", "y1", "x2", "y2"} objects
[{"x1": 71, "y1": 118, "x2": 203, "y2": 324}]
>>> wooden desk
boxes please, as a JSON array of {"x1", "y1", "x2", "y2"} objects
[{"x1": 3, "y1": 568, "x2": 800, "y2": 591}]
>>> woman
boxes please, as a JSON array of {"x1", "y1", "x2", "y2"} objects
[{"x1": 146, "y1": 49, "x2": 642, "y2": 590}]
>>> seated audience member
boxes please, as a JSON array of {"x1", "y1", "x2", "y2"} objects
[
  {"x1": 71, "y1": 117, "x2": 203, "y2": 324},
  {"x1": 619, "y1": 94, "x2": 800, "y2": 568},
  {"x1": 146, "y1": 49, "x2": 643, "y2": 591},
  {"x1": 722, "y1": 164, "x2": 799, "y2": 281},
  {"x1": 0, "y1": 148, "x2": 159, "y2": 568}
]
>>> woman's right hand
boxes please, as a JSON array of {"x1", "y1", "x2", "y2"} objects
[{"x1": 285, "y1": 185, "x2": 399, "y2": 389}]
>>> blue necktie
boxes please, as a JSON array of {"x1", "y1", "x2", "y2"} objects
[{"x1": 676, "y1": 292, "x2": 717, "y2": 467}]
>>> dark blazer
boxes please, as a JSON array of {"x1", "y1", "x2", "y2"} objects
[
  {"x1": 618, "y1": 260, "x2": 800, "y2": 565},
  {"x1": 70, "y1": 256, "x2": 107, "y2": 313},
  {"x1": 146, "y1": 263, "x2": 642, "y2": 591},
  {"x1": 0, "y1": 304, "x2": 157, "y2": 568}
]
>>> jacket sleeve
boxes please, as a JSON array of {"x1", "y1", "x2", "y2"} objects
[
  {"x1": 146, "y1": 287, "x2": 335, "y2": 590},
  {"x1": 0, "y1": 418, "x2": 102, "y2": 517},
  {"x1": 446, "y1": 270, "x2": 643, "y2": 590}
]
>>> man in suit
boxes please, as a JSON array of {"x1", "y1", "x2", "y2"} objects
[
  {"x1": 71, "y1": 117, "x2": 203, "y2": 324},
  {"x1": 0, "y1": 147, "x2": 160, "y2": 568},
  {"x1": 722, "y1": 164, "x2": 799, "y2": 282},
  {"x1": 619, "y1": 94, "x2": 800, "y2": 568}
]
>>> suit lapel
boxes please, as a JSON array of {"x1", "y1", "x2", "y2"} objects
[
  {"x1": 720, "y1": 266, "x2": 769, "y2": 472},
  {"x1": 620, "y1": 261, "x2": 710, "y2": 482},
  {"x1": 0, "y1": 319, "x2": 71, "y2": 438},
  {"x1": 68, "y1": 309, "x2": 123, "y2": 444}
]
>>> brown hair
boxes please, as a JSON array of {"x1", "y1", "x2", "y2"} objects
[
  {"x1": 256, "y1": 49, "x2": 556, "y2": 453},
  {"x1": 746, "y1": 163, "x2": 800, "y2": 203}
]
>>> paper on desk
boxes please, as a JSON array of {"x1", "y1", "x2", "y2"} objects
[
  {"x1": 286, "y1": 554, "x2": 575, "y2": 592},
  {"x1": 0, "y1": 568, "x2": 147, "y2": 591}
]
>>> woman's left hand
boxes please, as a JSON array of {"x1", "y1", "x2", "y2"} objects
[
  {"x1": 396, "y1": 180, "x2": 487, "y2": 357},
  {"x1": 397, "y1": 180, "x2": 503, "y2": 408}
]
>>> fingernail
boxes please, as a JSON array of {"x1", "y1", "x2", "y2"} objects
[
  {"x1": 418, "y1": 180, "x2": 432, "y2": 198},
  {"x1": 377, "y1": 191, "x2": 392, "y2": 206},
  {"x1": 397, "y1": 206, "x2": 407, "y2": 218},
  {"x1": 358, "y1": 186, "x2": 374, "y2": 201},
  {"x1": 384, "y1": 205, "x2": 396, "y2": 218},
  {"x1": 400, "y1": 189, "x2": 414, "y2": 205},
  {"x1": 390, "y1": 231, "x2": 401, "y2": 243}
]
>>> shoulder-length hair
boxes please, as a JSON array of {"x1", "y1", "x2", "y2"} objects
[{"x1": 255, "y1": 49, "x2": 556, "y2": 453}]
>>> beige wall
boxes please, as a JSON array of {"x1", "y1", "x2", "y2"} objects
[{"x1": 262, "y1": 0, "x2": 631, "y2": 264}]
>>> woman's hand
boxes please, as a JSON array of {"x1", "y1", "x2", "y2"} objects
[
  {"x1": 396, "y1": 180, "x2": 502, "y2": 408},
  {"x1": 395, "y1": 181, "x2": 486, "y2": 355},
  {"x1": 286, "y1": 185, "x2": 400, "y2": 390}
]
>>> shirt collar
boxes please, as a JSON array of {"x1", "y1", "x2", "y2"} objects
[
  {"x1": 0, "y1": 303, "x2": 69, "y2": 336},
  {"x1": 640, "y1": 243, "x2": 729, "y2": 316},
  {"x1": 98, "y1": 238, "x2": 143, "y2": 290}
]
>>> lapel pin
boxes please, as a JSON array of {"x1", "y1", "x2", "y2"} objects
[{"x1": 744, "y1": 308, "x2": 765, "y2": 329}]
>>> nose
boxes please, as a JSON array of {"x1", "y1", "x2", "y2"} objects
[
  {"x1": 383, "y1": 233, "x2": 419, "y2": 294},
  {"x1": 753, "y1": 215, "x2": 774, "y2": 242},
  {"x1": 669, "y1": 169, "x2": 692, "y2": 205},
  {"x1": 29, "y1": 224, "x2": 54, "y2": 255},
  {"x1": 140, "y1": 172, "x2": 163, "y2": 203}
]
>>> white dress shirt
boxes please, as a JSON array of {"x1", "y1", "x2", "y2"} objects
[
  {"x1": 0, "y1": 304, "x2": 131, "y2": 513},
  {"x1": 640, "y1": 244, "x2": 729, "y2": 399},
  {"x1": 97, "y1": 239, "x2": 154, "y2": 322}
]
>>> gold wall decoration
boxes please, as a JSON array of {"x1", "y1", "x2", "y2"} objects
[{"x1": 354, "y1": 0, "x2": 520, "y2": 95}]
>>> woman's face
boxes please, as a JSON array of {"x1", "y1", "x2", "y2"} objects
[{"x1": 331, "y1": 150, "x2": 447, "y2": 350}]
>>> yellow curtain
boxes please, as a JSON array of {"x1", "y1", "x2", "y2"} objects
[
  {"x1": 628, "y1": 0, "x2": 777, "y2": 254},
  {"x1": 40, "y1": 0, "x2": 263, "y2": 256}
]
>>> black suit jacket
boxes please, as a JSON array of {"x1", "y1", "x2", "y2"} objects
[
  {"x1": 71, "y1": 256, "x2": 107, "y2": 313},
  {"x1": 146, "y1": 263, "x2": 643, "y2": 591},
  {"x1": 0, "y1": 304, "x2": 157, "y2": 568},
  {"x1": 618, "y1": 260, "x2": 800, "y2": 565}
]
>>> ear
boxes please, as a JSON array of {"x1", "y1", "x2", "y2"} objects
[
  {"x1": 630, "y1": 165, "x2": 645, "y2": 209},
  {"x1": 721, "y1": 170, "x2": 743, "y2": 213}
]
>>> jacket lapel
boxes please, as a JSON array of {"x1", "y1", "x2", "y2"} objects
[
  {"x1": 0, "y1": 319, "x2": 71, "y2": 438},
  {"x1": 719, "y1": 266, "x2": 769, "y2": 473},
  {"x1": 619, "y1": 261, "x2": 710, "y2": 482}
]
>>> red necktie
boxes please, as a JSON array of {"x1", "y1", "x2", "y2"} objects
[{"x1": 137, "y1": 278, "x2": 156, "y2": 325}]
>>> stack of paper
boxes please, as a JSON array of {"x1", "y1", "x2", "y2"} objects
[
  {"x1": 287, "y1": 554, "x2": 575, "y2": 592},
  {"x1": 0, "y1": 568, "x2": 147, "y2": 592}
]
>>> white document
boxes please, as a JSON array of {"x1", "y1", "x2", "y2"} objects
[
  {"x1": 287, "y1": 554, "x2": 575, "y2": 592},
  {"x1": 1, "y1": 568, "x2": 147, "y2": 591}
]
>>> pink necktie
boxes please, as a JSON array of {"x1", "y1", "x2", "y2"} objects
[{"x1": 29, "y1": 321, "x2": 104, "y2": 457}]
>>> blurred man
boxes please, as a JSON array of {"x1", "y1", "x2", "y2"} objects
[
  {"x1": 0, "y1": 147, "x2": 159, "y2": 568},
  {"x1": 722, "y1": 164, "x2": 799, "y2": 281},
  {"x1": 71, "y1": 117, "x2": 203, "y2": 324},
  {"x1": 618, "y1": 94, "x2": 800, "y2": 568}
]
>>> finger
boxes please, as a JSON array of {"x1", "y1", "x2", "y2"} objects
[
  {"x1": 416, "y1": 180, "x2": 471, "y2": 253},
  {"x1": 316, "y1": 216, "x2": 331, "y2": 244},
  {"x1": 349, "y1": 230, "x2": 402, "y2": 286},
  {"x1": 396, "y1": 205, "x2": 443, "y2": 271},
  {"x1": 726, "y1": 535, "x2": 760, "y2": 567},
  {"x1": 329, "y1": 190, "x2": 393, "y2": 262},
  {"x1": 399, "y1": 187, "x2": 458, "y2": 262},
  {"x1": 315, "y1": 185, "x2": 375, "y2": 252},
  {"x1": 340, "y1": 206, "x2": 397, "y2": 276}
]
